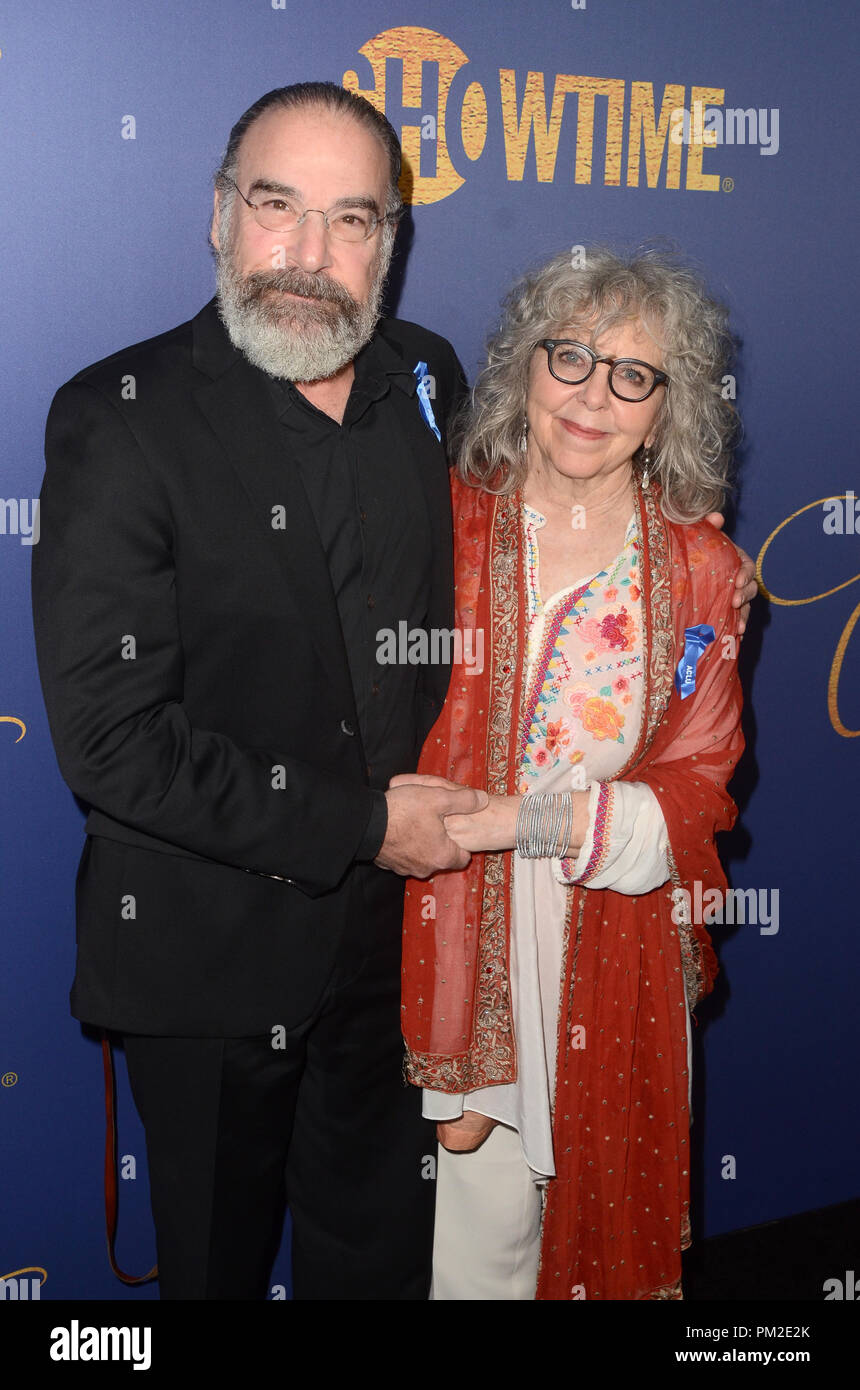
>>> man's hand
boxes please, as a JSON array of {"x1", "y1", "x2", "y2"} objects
[
  {"x1": 437, "y1": 1111, "x2": 498, "y2": 1152},
  {"x1": 374, "y1": 775, "x2": 489, "y2": 878},
  {"x1": 705, "y1": 511, "x2": 758, "y2": 636},
  {"x1": 443, "y1": 794, "x2": 519, "y2": 854}
]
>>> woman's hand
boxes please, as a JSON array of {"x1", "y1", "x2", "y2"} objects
[
  {"x1": 443, "y1": 794, "x2": 520, "y2": 853},
  {"x1": 704, "y1": 511, "x2": 758, "y2": 635},
  {"x1": 444, "y1": 789, "x2": 591, "y2": 857},
  {"x1": 437, "y1": 1111, "x2": 498, "y2": 1152}
]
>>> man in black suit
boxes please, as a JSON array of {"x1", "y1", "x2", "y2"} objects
[{"x1": 32, "y1": 81, "x2": 485, "y2": 1300}]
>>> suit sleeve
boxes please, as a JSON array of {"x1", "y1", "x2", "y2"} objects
[{"x1": 32, "y1": 380, "x2": 385, "y2": 897}]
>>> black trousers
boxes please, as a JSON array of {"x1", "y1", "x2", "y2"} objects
[{"x1": 123, "y1": 873, "x2": 436, "y2": 1300}]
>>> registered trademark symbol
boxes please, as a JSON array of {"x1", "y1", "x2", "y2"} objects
[
  {"x1": 722, "y1": 176, "x2": 734, "y2": 193},
  {"x1": 1, "y1": 1071, "x2": 18, "y2": 1087}
]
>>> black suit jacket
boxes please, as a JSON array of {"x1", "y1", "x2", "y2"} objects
[{"x1": 32, "y1": 300, "x2": 462, "y2": 1034}]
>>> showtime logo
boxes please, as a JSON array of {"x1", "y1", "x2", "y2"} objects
[{"x1": 343, "y1": 25, "x2": 745, "y2": 204}]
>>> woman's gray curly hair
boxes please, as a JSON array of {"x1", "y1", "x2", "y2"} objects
[{"x1": 455, "y1": 245, "x2": 738, "y2": 522}]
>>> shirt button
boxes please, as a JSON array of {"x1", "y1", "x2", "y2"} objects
[
  {"x1": 340, "y1": 719, "x2": 356, "y2": 736},
  {"x1": 371, "y1": 681, "x2": 380, "y2": 696},
  {"x1": 366, "y1": 763, "x2": 373, "y2": 777},
  {"x1": 360, "y1": 508, "x2": 367, "y2": 523},
  {"x1": 366, "y1": 594, "x2": 375, "y2": 609}
]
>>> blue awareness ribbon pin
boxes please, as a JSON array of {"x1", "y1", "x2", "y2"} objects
[
  {"x1": 674, "y1": 624, "x2": 716, "y2": 699},
  {"x1": 413, "y1": 361, "x2": 441, "y2": 442}
]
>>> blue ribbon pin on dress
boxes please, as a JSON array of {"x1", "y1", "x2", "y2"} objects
[
  {"x1": 413, "y1": 361, "x2": 441, "y2": 442},
  {"x1": 674, "y1": 624, "x2": 715, "y2": 699}
]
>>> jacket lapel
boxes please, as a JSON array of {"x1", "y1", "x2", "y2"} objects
[{"x1": 383, "y1": 383, "x2": 454, "y2": 591}]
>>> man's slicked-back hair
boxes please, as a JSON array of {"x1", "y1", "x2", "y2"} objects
[{"x1": 215, "y1": 81, "x2": 403, "y2": 215}]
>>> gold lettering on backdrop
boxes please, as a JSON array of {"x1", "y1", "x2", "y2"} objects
[
  {"x1": 499, "y1": 69, "x2": 564, "y2": 182},
  {"x1": 757, "y1": 497, "x2": 860, "y2": 738},
  {"x1": 460, "y1": 81, "x2": 488, "y2": 162},
  {"x1": 686, "y1": 87, "x2": 723, "y2": 190},
  {"x1": 556, "y1": 76, "x2": 625, "y2": 186},
  {"x1": 343, "y1": 27, "x2": 474, "y2": 206},
  {"x1": 0, "y1": 1266, "x2": 47, "y2": 1285},
  {"x1": 344, "y1": 27, "x2": 729, "y2": 204},
  {"x1": 499, "y1": 71, "x2": 625, "y2": 185},
  {"x1": 627, "y1": 82, "x2": 685, "y2": 190}
]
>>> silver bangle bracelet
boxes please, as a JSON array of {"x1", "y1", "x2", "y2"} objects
[{"x1": 515, "y1": 792, "x2": 574, "y2": 859}]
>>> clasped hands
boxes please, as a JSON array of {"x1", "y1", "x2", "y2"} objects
[
  {"x1": 375, "y1": 773, "x2": 591, "y2": 878},
  {"x1": 373, "y1": 773, "x2": 519, "y2": 878}
]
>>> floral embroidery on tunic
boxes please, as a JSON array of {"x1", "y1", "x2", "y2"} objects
[{"x1": 519, "y1": 505, "x2": 643, "y2": 793}]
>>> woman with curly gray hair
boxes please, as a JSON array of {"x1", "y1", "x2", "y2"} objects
[
  {"x1": 458, "y1": 244, "x2": 737, "y2": 519},
  {"x1": 399, "y1": 246, "x2": 751, "y2": 1300}
]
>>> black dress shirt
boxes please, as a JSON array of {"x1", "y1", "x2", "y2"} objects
[{"x1": 263, "y1": 330, "x2": 441, "y2": 859}]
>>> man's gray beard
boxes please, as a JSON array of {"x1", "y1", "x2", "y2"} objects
[{"x1": 214, "y1": 244, "x2": 388, "y2": 382}]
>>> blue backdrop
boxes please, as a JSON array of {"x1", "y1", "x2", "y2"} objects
[{"x1": 1, "y1": 0, "x2": 857, "y2": 1300}]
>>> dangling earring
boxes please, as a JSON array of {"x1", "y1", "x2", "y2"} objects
[
  {"x1": 519, "y1": 417, "x2": 529, "y2": 454},
  {"x1": 641, "y1": 446, "x2": 652, "y2": 489}
]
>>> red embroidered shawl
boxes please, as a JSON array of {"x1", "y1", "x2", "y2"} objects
[{"x1": 401, "y1": 473, "x2": 744, "y2": 1300}]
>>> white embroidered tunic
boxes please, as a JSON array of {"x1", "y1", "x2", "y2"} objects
[{"x1": 423, "y1": 504, "x2": 688, "y2": 1177}]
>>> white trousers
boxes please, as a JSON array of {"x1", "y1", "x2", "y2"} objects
[{"x1": 430, "y1": 1123, "x2": 543, "y2": 1300}]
